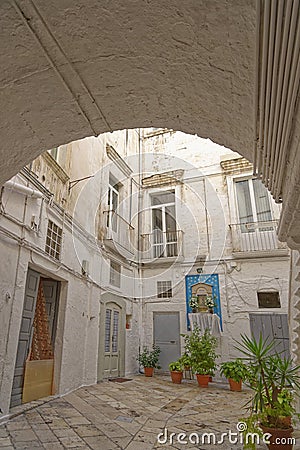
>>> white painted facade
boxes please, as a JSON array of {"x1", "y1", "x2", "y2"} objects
[
  {"x1": 0, "y1": 128, "x2": 291, "y2": 419},
  {"x1": 140, "y1": 130, "x2": 290, "y2": 363}
]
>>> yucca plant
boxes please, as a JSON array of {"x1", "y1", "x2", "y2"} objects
[{"x1": 236, "y1": 334, "x2": 300, "y2": 435}]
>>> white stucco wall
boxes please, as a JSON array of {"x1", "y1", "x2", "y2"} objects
[
  {"x1": 0, "y1": 127, "x2": 291, "y2": 418},
  {"x1": 140, "y1": 130, "x2": 290, "y2": 368}
]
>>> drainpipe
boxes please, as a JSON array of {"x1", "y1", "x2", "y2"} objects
[
  {"x1": 137, "y1": 129, "x2": 145, "y2": 354},
  {"x1": 203, "y1": 178, "x2": 210, "y2": 258}
]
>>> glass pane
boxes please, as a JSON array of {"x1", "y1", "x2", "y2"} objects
[
  {"x1": 253, "y1": 179, "x2": 272, "y2": 222},
  {"x1": 235, "y1": 180, "x2": 254, "y2": 231},
  {"x1": 112, "y1": 311, "x2": 119, "y2": 353},
  {"x1": 165, "y1": 205, "x2": 176, "y2": 234},
  {"x1": 105, "y1": 309, "x2": 112, "y2": 352},
  {"x1": 107, "y1": 188, "x2": 111, "y2": 207},
  {"x1": 151, "y1": 191, "x2": 175, "y2": 205},
  {"x1": 152, "y1": 208, "x2": 163, "y2": 231},
  {"x1": 112, "y1": 190, "x2": 118, "y2": 211}
]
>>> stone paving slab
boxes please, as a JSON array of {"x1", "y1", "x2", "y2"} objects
[{"x1": 0, "y1": 375, "x2": 284, "y2": 449}]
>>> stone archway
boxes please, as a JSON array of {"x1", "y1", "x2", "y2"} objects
[
  {"x1": 1, "y1": 1, "x2": 300, "y2": 248},
  {"x1": 1, "y1": 0, "x2": 256, "y2": 187}
]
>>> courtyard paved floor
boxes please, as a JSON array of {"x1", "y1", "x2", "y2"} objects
[{"x1": 0, "y1": 375, "x2": 296, "y2": 450}]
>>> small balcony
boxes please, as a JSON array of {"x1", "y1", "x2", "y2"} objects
[
  {"x1": 230, "y1": 220, "x2": 288, "y2": 254},
  {"x1": 140, "y1": 229, "x2": 184, "y2": 262},
  {"x1": 102, "y1": 210, "x2": 135, "y2": 257}
]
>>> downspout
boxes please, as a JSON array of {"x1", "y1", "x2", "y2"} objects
[
  {"x1": 137, "y1": 129, "x2": 145, "y2": 371},
  {"x1": 203, "y1": 178, "x2": 210, "y2": 259}
]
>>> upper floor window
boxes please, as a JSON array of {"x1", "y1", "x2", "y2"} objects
[
  {"x1": 235, "y1": 178, "x2": 272, "y2": 231},
  {"x1": 157, "y1": 281, "x2": 172, "y2": 298},
  {"x1": 107, "y1": 176, "x2": 120, "y2": 232},
  {"x1": 45, "y1": 220, "x2": 62, "y2": 260},
  {"x1": 110, "y1": 260, "x2": 121, "y2": 287},
  {"x1": 151, "y1": 191, "x2": 178, "y2": 257}
]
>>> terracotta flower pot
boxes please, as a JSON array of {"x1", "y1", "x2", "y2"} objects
[
  {"x1": 170, "y1": 371, "x2": 183, "y2": 384},
  {"x1": 260, "y1": 424, "x2": 294, "y2": 449},
  {"x1": 196, "y1": 374, "x2": 210, "y2": 387},
  {"x1": 144, "y1": 367, "x2": 154, "y2": 377},
  {"x1": 228, "y1": 378, "x2": 242, "y2": 391}
]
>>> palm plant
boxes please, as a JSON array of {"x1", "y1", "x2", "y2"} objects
[{"x1": 236, "y1": 334, "x2": 300, "y2": 429}]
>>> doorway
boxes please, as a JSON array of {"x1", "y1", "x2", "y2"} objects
[
  {"x1": 98, "y1": 295, "x2": 126, "y2": 381},
  {"x1": 104, "y1": 302, "x2": 121, "y2": 378},
  {"x1": 10, "y1": 269, "x2": 60, "y2": 408},
  {"x1": 153, "y1": 312, "x2": 181, "y2": 372}
]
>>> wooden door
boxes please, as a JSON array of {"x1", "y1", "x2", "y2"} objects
[
  {"x1": 103, "y1": 303, "x2": 121, "y2": 378},
  {"x1": 249, "y1": 313, "x2": 290, "y2": 358},
  {"x1": 10, "y1": 269, "x2": 40, "y2": 408}
]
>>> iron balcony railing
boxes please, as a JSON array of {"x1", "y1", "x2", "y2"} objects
[
  {"x1": 229, "y1": 220, "x2": 288, "y2": 253},
  {"x1": 140, "y1": 229, "x2": 183, "y2": 260}
]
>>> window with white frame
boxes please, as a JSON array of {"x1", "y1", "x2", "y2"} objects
[
  {"x1": 157, "y1": 280, "x2": 172, "y2": 298},
  {"x1": 151, "y1": 191, "x2": 178, "y2": 257},
  {"x1": 235, "y1": 178, "x2": 272, "y2": 232},
  {"x1": 110, "y1": 260, "x2": 121, "y2": 287},
  {"x1": 45, "y1": 220, "x2": 62, "y2": 260},
  {"x1": 107, "y1": 175, "x2": 120, "y2": 232}
]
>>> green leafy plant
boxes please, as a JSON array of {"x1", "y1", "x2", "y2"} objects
[
  {"x1": 236, "y1": 334, "x2": 300, "y2": 432},
  {"x1": 178, "y1": 353, "x2": 191, "y2": 369},
  {"x1": 137, "y1": 345, "x2": 161, "y2": 368},
  {"x1": 220, "y1": 359, "x2": 249, "y2": 382},
  {"x1": 205, "y1": 294, "x2": 217, "y2": 309},
  {"x1": 169, "y1": 361, "x2": 183, "y2": 372},
  {"x1": 189, "y1": 296, "x2": 199, "y2": 310},
  {"x1": 182, "y1": 326, "x2": 218, "y2": 376}
]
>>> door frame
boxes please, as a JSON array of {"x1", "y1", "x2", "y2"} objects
[
  {"x1": 97, "y1": 293, "x2": 126, "y2": 381},
  {"x1": 10, "y1": 265, "x2": 64, "y2": 408}
]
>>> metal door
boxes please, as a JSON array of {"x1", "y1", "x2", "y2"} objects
[
  {"x1": 10, "y1": 269, "x2": 40, "y2": 407},
  {"x1": 103, "y1": 303, "x2": 121, "y2": 378},
  {"x1": 153, "y1": 312, "x2": 181, "y2": 372},
  {"x1": 42, "y1": 279, "x2": 59, "y2": 346},
  {"x1": 249, "y1": 313, "x2": 290, "y2": 358}
]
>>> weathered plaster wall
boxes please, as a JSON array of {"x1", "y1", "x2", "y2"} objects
[
  {"x1": 0, "y1": 129, "x2": 142, "y2": 418},
  {"x1": 140, "y1": 131, "x2": 290, "y2": 367}
]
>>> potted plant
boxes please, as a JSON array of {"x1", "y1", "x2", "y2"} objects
[
  {"x1": 137, "y1": 345, "x2": 161, "y2": 377},
  {"x1": 179, "y1": 353, "x2": 191, "y2": 370},
  {"x1": 169, "y1": 360, "x2": 183, "y2": 384},
  {"x1": 205, "y1": 294, "x2": 217, "y2": 314},
  {"x1": 189, "y1": 295, "x2": 199, "y2": 313},
  {"x1": 236, "y1": 334, "x2": 300, "y2": 449},
  {"x1": 220, "y1": 358, "x2": 248, "y2": 391},
  {"x1": 182, "y1": 326, "x2": 218, "y2": 387}
]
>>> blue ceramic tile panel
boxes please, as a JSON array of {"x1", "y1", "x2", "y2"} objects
[{"x1": 185, "y1": 274, "x2": 222, "y2": 331}]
